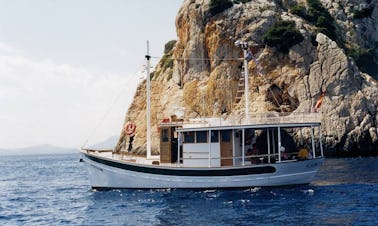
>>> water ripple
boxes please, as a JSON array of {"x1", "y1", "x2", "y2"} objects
[{"x1": 0, "y1": 155, "x2": 377, "y2": 225}]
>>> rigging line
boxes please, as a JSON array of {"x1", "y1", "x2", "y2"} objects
[
  {"x1": 175, "y1": 58, "x2": 243, "y2": 61},
  {"x1": 150, "y1": 56, "x2": 243, "y2": 61},
  {"x1": 81, "y1": 88, "x2": 124, "y2": 149},
  {"x1": 256, "y1": 68, "x2": 282, "y2": 110},
  {"x1": 248, "y1": 48, "x2": 283, "y2": 111},
  {"x1": 81, "y1": 60, "x2": 146, "y2": 149}
]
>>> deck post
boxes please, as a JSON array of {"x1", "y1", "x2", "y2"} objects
[
  {"x1": 300, "y1": 128, "x2": 303, "y2": 145},
  {"x1": 311, "y1": 126, "x2": 316, "y2": 158},
  {"x1": 272, "y1": 128, "x2": 276, "y2": 156},
  {"x1": 319, "y1": 126, "x2": 324, "y2": 157},
  {"x1": 242, "y1": 128, "x2": 245, "y2": 166},
  {"x1": 278, "y1": 127, "x2": 281, "y2": 162},
  {"x1": 177, "y1": 131, "x2": 181, "y2": 166},
  {"x1": 208, "y1": 130, "x2": 211, "y2": 167},
  {"x1": 232, "y1": 129, "x2": 236, "y2": 166},
  {"x1": 267, "y1": 128, "x2": 271, "y2": 163}
]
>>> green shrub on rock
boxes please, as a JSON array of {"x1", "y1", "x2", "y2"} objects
[
  {"x1": 353, "y1": 7, "x2": 374, "y2": 19},
  {"x1": 209, "y1": 0, "x2": 233, "y2": 16},
  {"x1": 348, "y1": 47, "x2": 378, "y2": 78},
  {"x1": 290, "y1": 4, "x2": 307, "y2": 18},
  {"x1": 263, "y1": 20, "x2": 304, "y2": 53},
  {"x1": 289, "y1": 0, "x2": 339, "y2": 44},
  {"x1": 233, "y1": 0, "x2": 251, "y2": 4},
  {"x1": 155, "y1": 40, "x2": 176, "y2": 78},
  {"x1": 164, "y1": 40, "x2": 177, "y2": 54}
]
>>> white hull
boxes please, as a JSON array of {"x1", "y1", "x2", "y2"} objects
[{"x1": 82, "y1": 152, "x2": 324, "y2": 189}]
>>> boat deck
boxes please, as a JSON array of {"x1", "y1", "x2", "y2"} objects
[
  {"x1": 82, "y1": 149, "x2": 302, "y2": 168},
  {"x1": 83, "y1": 150, "x2": 178, "y2": 166}
]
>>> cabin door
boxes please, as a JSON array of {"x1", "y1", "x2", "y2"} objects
[
  {"x1": 160, "y1": 127, "x2": 178, "y2": 163},
  {"x1": 170, "y1": 127, "x2": 178, "y2": 163},
  {"x1": 220, "y1": 130, "x2": 233, "y2": 166}
]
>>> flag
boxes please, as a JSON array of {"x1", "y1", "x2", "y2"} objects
[
  {"x1": 313, "y1": 92, "x2": 325, "y2": 112},
  {"x1": 246, "y1": 48, "x2": 264, "y2": 76}
]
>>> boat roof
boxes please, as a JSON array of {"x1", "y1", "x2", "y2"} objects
[
  {"x1": 175, "y1": 122, "x2": 321, "y2": 132},
  {"x1": 158, "y1": 113, "x2": 321, "y2": 132}
]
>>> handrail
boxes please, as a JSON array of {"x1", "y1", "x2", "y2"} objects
[
  {"x1": 183, "y1": 153, "x2": 279, "y2": 161},
  {"x1": 225, "y1": 112, "x2": 321, "y2": 126},
  {"x1": 169, "y1": 112, "x2": 322, "y2": 130},
  {"x1": 159, "y1": 112, "x2": 321, "y2": 125},
  {"x1": 82, "y1": 148, "x2": 113, "y2": 153},
  {"x1": 183, "y1": 151, "x2": 310, "y2": 164}
]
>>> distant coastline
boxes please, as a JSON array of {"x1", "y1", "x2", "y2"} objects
[
  {"x1": 0, "y1": 144, "x2": 78, "y2": 156},
  {"x1": 0, "y1": 135, "x2": 118, "y2": 157}
]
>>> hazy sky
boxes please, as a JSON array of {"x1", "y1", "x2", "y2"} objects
[{"x1": 0, "y1": 0, "x2": 183, "y2": 149}]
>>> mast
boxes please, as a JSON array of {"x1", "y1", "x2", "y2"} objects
[{"x1": 146, "y1": 41, "x2": 151, "y2": 159}]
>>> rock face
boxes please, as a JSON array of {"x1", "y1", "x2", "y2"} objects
[
  {"x1": 320, "y1": 0, "x2": 378, "y2": 57},
  {"x1": 117, "y1": 0, "x2": 378, "y2": 156},
  {"x1": 297, "y1": 33, "x2": 378, "y2": 155}
]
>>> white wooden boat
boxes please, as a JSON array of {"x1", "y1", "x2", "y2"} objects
[
  {"x1": 81, "y1": 41, "x2": 324, "y2": 189},
  {"x1": 81, "y1": 114, "x2": 324, "y2": 189}
]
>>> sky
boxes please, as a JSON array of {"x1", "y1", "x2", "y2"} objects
[{"x1": 0, "y1": 0, "x2": 183, "y2": 149}]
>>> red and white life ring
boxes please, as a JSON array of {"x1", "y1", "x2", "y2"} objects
[{"x1": 124, "y1": 122, "x2": 136, "y2": 136}]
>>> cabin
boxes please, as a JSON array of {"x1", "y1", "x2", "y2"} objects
[{"x1": 159, "y1": 114, "x2": 323, "y2": 167}]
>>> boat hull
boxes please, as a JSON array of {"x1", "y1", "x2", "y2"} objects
[{"x1": 81, "y1": 152, "x2": 324, "y2": 189}]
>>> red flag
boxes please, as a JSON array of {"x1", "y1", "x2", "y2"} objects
[{"x1": 313, "y1": 92, "x2": 325, "y2": 112}]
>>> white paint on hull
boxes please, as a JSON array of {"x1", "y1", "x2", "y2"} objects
[{"x1": 82, "y1": 153, "x2": 323, "y2": 189}]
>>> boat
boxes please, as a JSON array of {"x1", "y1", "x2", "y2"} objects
[{"x1": 80, "y1": 41, "x2": 324, "y2": 189}]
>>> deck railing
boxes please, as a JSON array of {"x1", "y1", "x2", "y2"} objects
[
  {"x1": 101, "y1": 151, "x2": 319, "y2": 168},
  {"x1": 177, "y1": 112, "x2": 321, "y2": 128},
  {"x1": 252, "y1": 112, "x2": 321, "y2": 124},
  {"x1": 159, "y1": 112, "x2": 321, "y2": 129},
  {"x1": 182, "y1": 151, "x2": 313, "y2": 165}
]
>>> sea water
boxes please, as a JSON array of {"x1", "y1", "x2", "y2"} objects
[{"x1": 0, "y1": 154, "x2": 377, "y2": 225}]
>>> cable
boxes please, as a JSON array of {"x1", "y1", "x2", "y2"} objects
[
  {"x1": 81, "y1": 57, "x2": 147, "y2": 149},
  {"x1": 150, "y1": 56, "x2": 243, "y2": 61},
  {"x1": 247, "y1": 48, "x2": 282, "y2": 111}
]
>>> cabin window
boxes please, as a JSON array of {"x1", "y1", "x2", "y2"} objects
[
  {"x1": 184, "y1": 132, "x2": 195, "y2": 143},
  {"x1": 211, "y1": 130, "x2": 219, "y2": 143},
  {"x1": 221, "y1": 130, "x2": 231, "y2": 142},
  {"x1": 162, "y1": 128, "x2": 169, "y2": 142},
  {"x1": 196, "y1": 131, "x2": 208, "y2": 143}
]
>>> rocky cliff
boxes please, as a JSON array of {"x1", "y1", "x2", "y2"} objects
[{"x1": 117, "y1": 0, "x2": 378, "y2": 156}]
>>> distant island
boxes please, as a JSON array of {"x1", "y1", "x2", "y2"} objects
[
  {"x1": 0, "y1": 144, "x2": 78, "y2": 156},
  {"x1": 0, "y1": 135, "x2": 118, "y2": 156}
]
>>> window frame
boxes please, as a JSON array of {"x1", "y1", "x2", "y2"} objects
[
  {"x1": 211, "y1": 130, "x2": 219, "y2": 143},
  {"x1": 196, "y1": 131, "x2": 208, "y2": 143},
  {"x1": 184, "y1": 132, "x2": 195, "y2": 143}
]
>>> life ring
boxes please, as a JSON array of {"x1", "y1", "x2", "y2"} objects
[{"x1": 124, "y1": 122, "x2": 136, "y2": 136}]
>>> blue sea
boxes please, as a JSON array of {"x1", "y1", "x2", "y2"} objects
[{"x1": 0, "y1": 154, "x2": 377, "y2": 226}]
